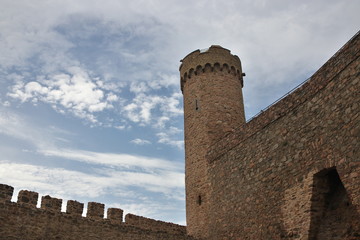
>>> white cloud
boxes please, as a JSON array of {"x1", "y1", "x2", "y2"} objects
[
  {"x1": 131, "y1": 138, "x2": 151, "y2": 145},
  {"x1": 148, "y1": 73, "x2": 179, "y2": 90},
  {"x1": 115, "y1": 125, "x2": 126, "y2": 130},
  {"x1": 0, "y1": 160, "x2": 184, "y2": 202},
  {"x1": 8, "y1": 67, "x2": 119, "y2": 123},
  {"x1": 0, "y1": 107, "x2": 184, "y2": 204},
  {"x1": 130, "y1": 82, "x2": 150, "y2": 94},
  {"x1": 122, "y1": 91, "x2": 183, "y2": 126},
  {"x1": 0, "y1": 161, "x2": 106, "y2": 199},
  {"x1": 106, "y1": 93, "x2": 119, "y2": 102},
  {"x1": 0, "y1": 107, "x2": 182, "y2": 173},
  {"x1": 2, "y1": 0, "x2": 358, "y2": 126},
  {"x1": 39, "y1": 148, "x2": 182, "y2": 172},
  {"x1": 157, "y1": 127, "x2": 184, "y2": 149},
  {"x1": 155, "y1": 116, "x2": 170, "y2": 129}
]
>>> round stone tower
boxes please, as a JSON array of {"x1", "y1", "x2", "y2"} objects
[{"x1": 180, "y1": 45, "x2": 246, "y2": 238}]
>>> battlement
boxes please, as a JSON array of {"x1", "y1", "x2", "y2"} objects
[
  {"x1": 0, "y1": 183, "x2": 189, "y2": 239},
  {"x1": 179, "y1": 45, "x2": 244, "y2": 92},
  {"x1": 2, "y1": 32, "x2": 358, "y2": 240}
]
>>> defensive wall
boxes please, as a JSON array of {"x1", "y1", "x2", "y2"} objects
[
  {"x1": 204, "y1": 31, "x2": 360, "y2": 239},
  {"x1": 0, "y1": 184, "x2": 193, "y2": 240},
  {"x1": 0, "y1": 32, "x2": 359, "y2": 240}
]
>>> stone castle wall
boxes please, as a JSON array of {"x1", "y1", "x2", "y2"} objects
[
  {"x1": 205, "y1": 32, "x2": 360, "y2": 239},
  {"x1": 0, "y1": 184, "x2": 193, "y2": 240},
  {"x1": 0, "y1": 32, "x2": 359, "y2": 240}
]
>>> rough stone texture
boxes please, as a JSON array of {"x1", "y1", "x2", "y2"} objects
[
  {"x1": 125, "y1": 213, "x2": 187, "y2": 235},
  {"x1": 0, "y1": 184, "x2": 13, "y2": 203},
  {"x1": 17, "y1": 190, "x2": 38, "y2": 207},
  {"x1": 107, "y1": 207, "x2": 123, "y2": 224},
  {"x1": 181, "y1": 45, "x2": 246, "y2": 239},
  {"x1": 201, "y1": 32, "x2": 360, "y2": 239},
  {"x1": 0, "y1": 32, "x2": 359, "y2": 240},
  {"x1": 66, "y1": 200, "x2": 84, "y2": 216},
  {"x1": 41, "y1": 195, "x2": 62, "y2": 212},
  {"x1": 87, "y1": 202, "x2": 105, "y2": 220},
  {"x1": 0, "y1": 185, "x2": 193, "y2": 240}
]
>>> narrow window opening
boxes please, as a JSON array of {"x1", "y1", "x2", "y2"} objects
[
  {"x1": 195, "y1": 99, "x2": 199, "y2": 111},
  {"x1": 197, "y1": 195, "x2": 202, "y2": 205}
]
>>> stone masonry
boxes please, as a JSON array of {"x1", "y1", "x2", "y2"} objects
[
  {"x1": 180, "y1": 32, "x2": 360, "y2": 239},
  {"x1": 180, "y1": 45, "x2": 246, "y2": 239},
  {"x1": 0, "y1": 184, "x2": 193, "y2": 240},
  {"x1": 0, "y1": 31, "x2": 359, "y2": 240}
]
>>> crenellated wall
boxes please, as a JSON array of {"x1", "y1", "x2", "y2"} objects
[
  {"x1": 0, "y1": 184, "x2": 194, "y2": 240},
  {"x1": 1, "y1": 32, "x2": 359, "y2": 240}
]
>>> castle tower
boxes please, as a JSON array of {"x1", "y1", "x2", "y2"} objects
[{"x1": 180, "y1": 46, "x2": 246, "y2": 238}]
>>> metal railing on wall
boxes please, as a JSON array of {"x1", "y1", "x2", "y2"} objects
[
  {"x1": 246, "y1": 76, "x2": 310, "y2": 123},
  {"x1": 246, "y1": 30, "x2": 360, "y2": 123}
]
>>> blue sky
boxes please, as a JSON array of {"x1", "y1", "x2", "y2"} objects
[{"x1": 0, "y1": 0, "x2": 359, "y2": 225}]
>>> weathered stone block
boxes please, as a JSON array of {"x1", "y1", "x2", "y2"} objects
[
  {"x1": 41, "y1": 195, "x2": 62, "y2": 212},
  {"x1": 17, "y1": 190, "x2": 38, "y2": 207},
  {"x1": 107, "y1": 207, "x2": 123, "y2": 223},
  {"x1": 0, "y1": 184, "x2": 14, "y2": 202},
  {"x1": 87, "y1": 202, "x2": 104, "y2": 220},
  {"x1": 66, "y1": 200, "x2": 84, "y2": 216}
]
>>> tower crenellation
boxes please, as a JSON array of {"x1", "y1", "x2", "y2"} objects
[{"x1": 180, "y1": 45, "x2": 244, "y2": 92}]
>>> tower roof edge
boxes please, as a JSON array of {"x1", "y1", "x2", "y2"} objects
[{"x1": 180, "y1": 45, "x2": 243, "y2": 92}]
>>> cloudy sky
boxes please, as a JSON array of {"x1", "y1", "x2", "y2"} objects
[{"x1": 0, "y1": 0, "x2": 359, "y2": 225}]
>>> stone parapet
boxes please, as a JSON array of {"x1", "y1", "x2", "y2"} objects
[{"x1": 0, "y1": 184, "x2": 192, "y2": 239}]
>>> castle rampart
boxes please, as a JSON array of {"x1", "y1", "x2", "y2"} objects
[
  {"x1": 0, "y1": 183, "x2": 193, "y2": 240},
  {"x1": 1, "y1": 32, "x2": 359, "y2": 240},
  {"x1": 204, "y1": 31, "x2": 360, "y2": 239},
  {"x1": 207, "y1": 31, "x2": 360, "y2": 163}
]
